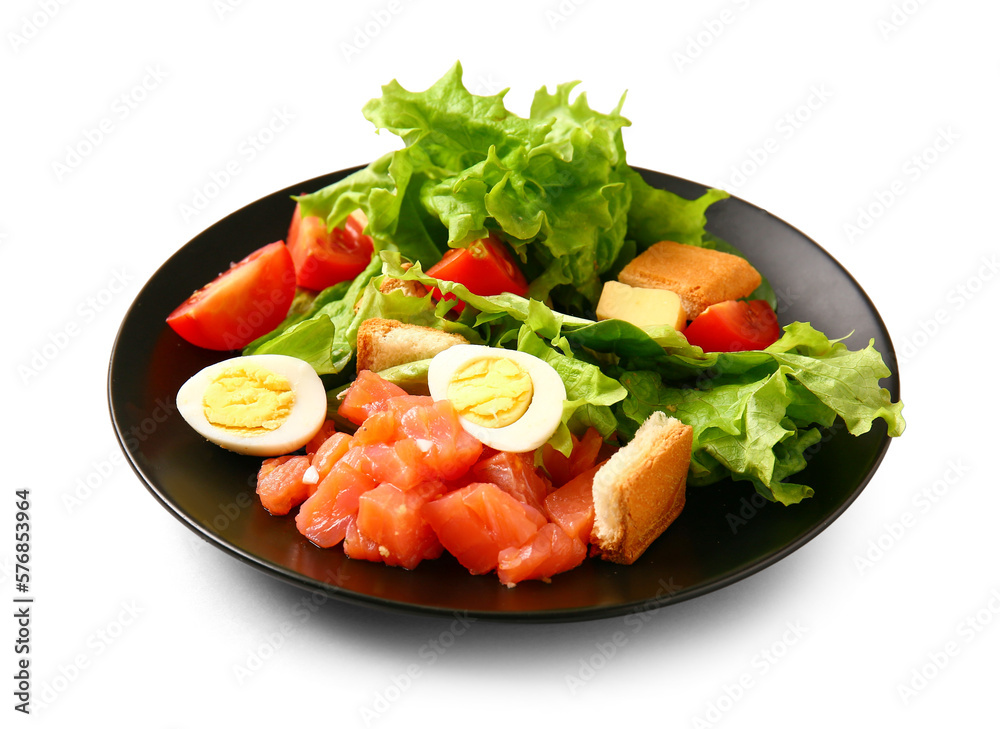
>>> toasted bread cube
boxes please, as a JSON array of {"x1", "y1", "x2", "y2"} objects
[
  {"x1": 355, "y1": 318, "x2": 468, "y2": 374},
  {"x1": 618, "y1": 241, "x2": 761, "y2": 319},
  {"x1": 591, "y1": 412, "x2": 693, "y2": 564}
]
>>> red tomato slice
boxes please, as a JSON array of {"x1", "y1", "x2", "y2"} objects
[
  {"x1": 287, "y1": 203, "x2": 374, "y2": 291},
  {"x1": 166, "y1": 240, "x2": 296, "y2": 350},
  {"x1": 682, "y1": 300, "x2": 781, "y2": 352},
  {"x1": 425, "y1": 234, "x2": 529, "y2": 310}
]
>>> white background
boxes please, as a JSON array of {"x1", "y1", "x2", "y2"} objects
[{"x1": 3, "y1": 0, "x2": 997, "y2": 726}]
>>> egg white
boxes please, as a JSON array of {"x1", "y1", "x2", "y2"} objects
[
  {"x1": 427, "y1": 345, "x2": 567, "y2": 453},
  {"x1": 176, "y1": 354, "x2": 327, "y2": 457}
]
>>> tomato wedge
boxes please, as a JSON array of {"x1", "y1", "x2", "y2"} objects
[
  {"x1": 425, "y1": 234, "x2": 529, "y2": 309},
  {"x1": 287, "y1": 203, "x2": 374, "y2": 291},
  {"x1": 166, "y1": 240, "x2": 296, "y2": 350},
  {"x1": 682, "y1": 299, "x2": 781, "y2": 352}
]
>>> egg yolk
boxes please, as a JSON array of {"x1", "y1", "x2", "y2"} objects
[
  {"x1": 446, "y1": 356, "x2": 533, "y2": 428},
  {"x1": 201, "y1": 363, "x2": 295, "y2": 436}
]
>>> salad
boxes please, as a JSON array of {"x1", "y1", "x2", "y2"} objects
[{"x1": 166, "y1": 63, "x2": 904, "y2": 585}]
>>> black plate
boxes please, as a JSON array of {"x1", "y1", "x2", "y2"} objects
[{"x1": 108, "y1": 166, "x2": 899, "y2": 622}]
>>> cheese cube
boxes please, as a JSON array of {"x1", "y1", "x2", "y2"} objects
[{"x1": 595, "y1": 281, "x2": 686, "y2": 331}]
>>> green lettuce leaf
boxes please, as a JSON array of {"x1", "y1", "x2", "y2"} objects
[
  {"x1": 294, "y1": 62, "x2": 726, "y2": 314},
  {"x1": 625, "y1": 166, "x2": 729, "y2": 249},
  {"x1": 611, "y1": 322, "x2": 905, "y2": 503}
]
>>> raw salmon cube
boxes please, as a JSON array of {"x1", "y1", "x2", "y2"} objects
[
  {"x1": 571, "y1": 428, "x2": 605, "y2": 479},
  {"x1": 542, "y1": 427, "x2": 610, "y2": 488},
  {"x1": 384, "y1": 394, "x2": 435, "y2": 415},
  {"x1": 295, "y1": 460, "x2": 377, "y2": 548},
  {"x1": 543, "y1": 463, "x2": 601, "y2": 542},
  {"x1": 472, "y1": 450, "x2": 552, "y2": 513},
  {"x1": 463, "y1": 480, "x2": 547, "y2": 534},
  {"x1": 542, "y1": 439, "x2": 575, "y2": 489},
  {"x1": 497, "y1": 523, "x2": 588, "y2": 586},
  {"x1": 352, "y1": 408, "x2": 399, "y2": 446},
  {"x1": 422, "y1": 482, "x2": 546, "y2": 575},
  {"x1": 356, "y1": 481, "x2": 447, "y2": 569},
  {"x1": 311, "y1": 431, "x2": 353, "y2": 483},
  {"x1": 343, "y1": 518, "x2": 383, "y2": 563},
  {"x1": 339, "y1": 383, "x2": 483, "y2": 489},
  {"x1": 256, "y1": 455, "x2": 311, "y2": 516},
  {"x1": 344, "y1": 442, "x2": 428, "y2": 490},
  {"x1": 306, "y1": 420, "x2": 340, "y2": 456},
  {"x1": 390, "y1": 398, "x2": 483, "y2": 481},
  {"x1": 337, "y1": 370, "x2": 408, "y2": 426}
]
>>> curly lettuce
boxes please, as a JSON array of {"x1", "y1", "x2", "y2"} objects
[{"x1": 297, "y1": 62, "x2": 725, "y2": 313}]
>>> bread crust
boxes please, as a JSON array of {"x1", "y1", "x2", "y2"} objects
[
  {"x1": 355, "y1": 318, "x2": 468, "y2": 373},
  {"x1": 591, "y1": 413, "x2": 693, "y2": 564},
  {"x1": 618, "y1": 241, "x2": 761, "y2": 319}
]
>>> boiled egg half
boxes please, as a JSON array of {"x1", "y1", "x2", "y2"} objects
[
  {"x1": 427, "y1": 344, "x2": 566, "y2": 453},
  {"x1": 176, "y1": 354, "x2": 327, "y2": 456}
]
